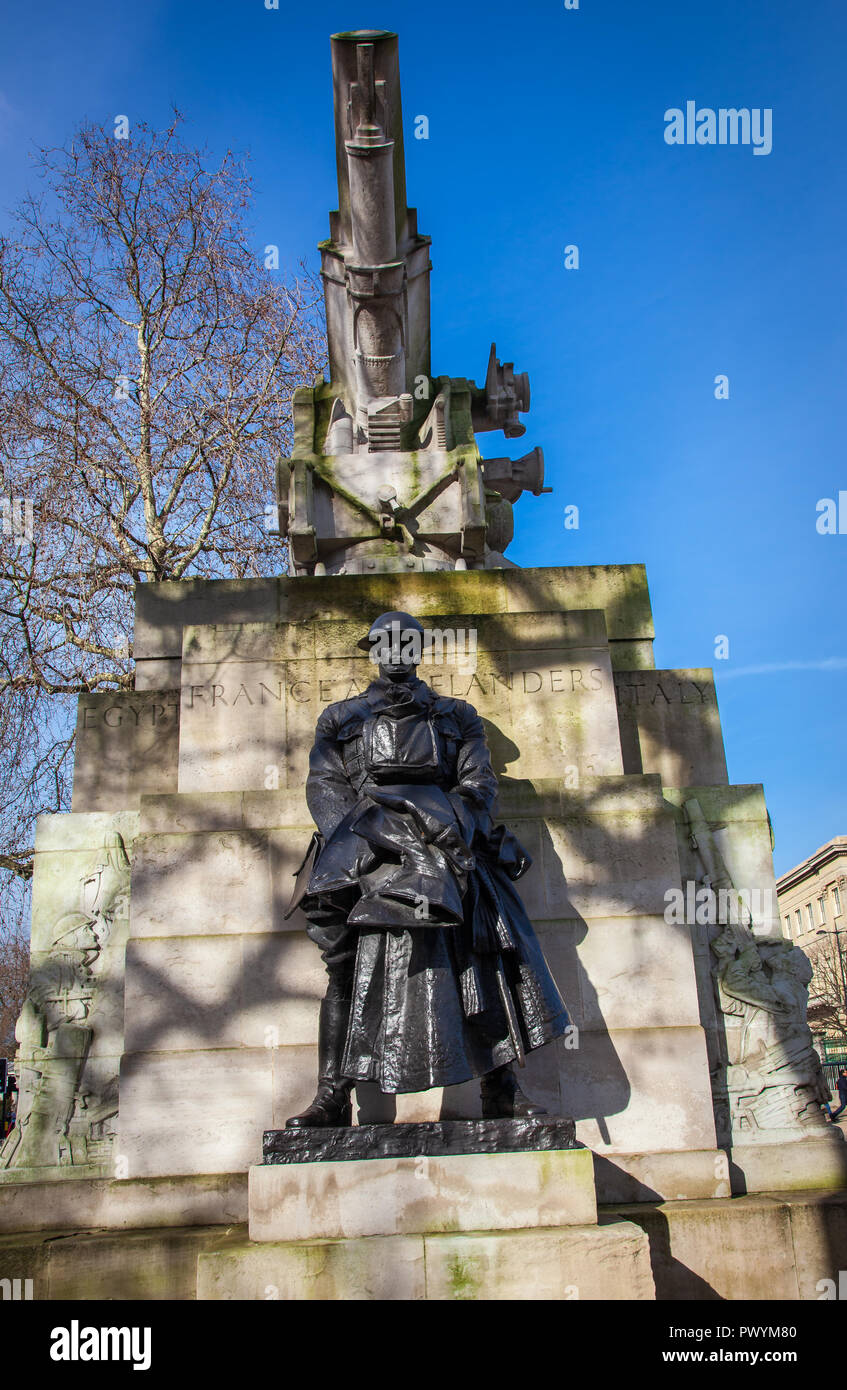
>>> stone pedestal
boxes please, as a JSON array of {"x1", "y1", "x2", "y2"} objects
[
  {"x1": 196, "y1": 1119, "x2": 655, "y2": 1300},
  {"x1": 251, "y1": 1121, "x2": 592, "y2": 1242}
]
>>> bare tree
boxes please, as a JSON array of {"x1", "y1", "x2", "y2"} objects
[
  {"x1": 0, "y1": 922, "x2": 29, "y2": 1067},
  {"x1": 0, "y1": 113, "x2": 326, "y2": 925},
  {"x1": 807, "y1": 932, "x2": 847, "y2": 1038}
]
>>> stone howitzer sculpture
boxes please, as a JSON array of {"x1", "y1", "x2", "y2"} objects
[{"x1": 276, "y1": 29, "x2": 550, "y2": 577}]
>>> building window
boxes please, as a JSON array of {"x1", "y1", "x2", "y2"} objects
[
  {"x1": 784, "y1": 915, "x2": 792, "y2": 938},
  {"x1": 818, "y1": 896, "x2": 827, "y2": 924},
  {"x1": 834, "y1": 886, "x2": 842, "y2": 917},
  {"x1": 795, "y1": 909, "x2": 803, "y2": 934},
  {"x1": 806, "y1": 903, "x2": 815, "y2": 932}
]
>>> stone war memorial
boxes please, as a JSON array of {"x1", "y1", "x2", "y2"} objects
[{"x1": 2, "y1": 29, "x2": 846, "y2": 1303}]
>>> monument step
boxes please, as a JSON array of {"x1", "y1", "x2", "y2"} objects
[{"x1": 199, "y1": 1220, "x2": 656, "y2": 1300}]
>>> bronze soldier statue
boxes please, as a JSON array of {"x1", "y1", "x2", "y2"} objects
[{"x1": 285, "y1": 612, "x2": 569, "y2": 1127}]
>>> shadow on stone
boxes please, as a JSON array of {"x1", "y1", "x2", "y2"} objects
[{"x1": 600, "y1": 1206, "x2": 723, "y2": 1300}]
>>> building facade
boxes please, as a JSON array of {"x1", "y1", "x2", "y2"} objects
[{"x1": 777, "y1": 837, "x2": 847, "y2": 1049}]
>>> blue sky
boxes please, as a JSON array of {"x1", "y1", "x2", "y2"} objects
[{"x1": 1, "y1": 0, "x2": 844, "y2": 874}]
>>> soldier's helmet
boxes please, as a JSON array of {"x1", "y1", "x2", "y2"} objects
[{"x1": 358, "y1": 610, "x2": 425, "y2": 665}]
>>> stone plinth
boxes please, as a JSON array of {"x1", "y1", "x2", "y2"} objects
[{"x1": 248, "y1": 1144, "x2": 596, "y2": 1242}]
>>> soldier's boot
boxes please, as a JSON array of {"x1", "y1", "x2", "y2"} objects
[
  {"x1": 285, "y1": 992, "x2": 353, "y2": 1128},
  {"x1": 480, "y1": 1063, "x2": 547, "y2": 1119}
]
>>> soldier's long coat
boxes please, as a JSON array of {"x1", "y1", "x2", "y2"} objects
[{"x1": 298, "y1": 673, "x2": 569, "y2": 1093}]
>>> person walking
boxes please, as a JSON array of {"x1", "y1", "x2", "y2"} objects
[{"x1": 830, "y1": 1068, "x2": 847, "y2": 1120}]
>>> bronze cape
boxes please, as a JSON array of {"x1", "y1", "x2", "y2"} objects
[{"x1": 292, "y1": 674, "x2": 569, "y2": 1093}]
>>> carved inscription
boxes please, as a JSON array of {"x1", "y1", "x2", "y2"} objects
[
  {"x1": 178, "y1": 666, "x2": 607, "y2": 708},
  {"x1": 181, "y1": 682, "x2": 283, "y2": 709},
  {"x1": 81, "y1": 700, "x2": 179, "y2": 728},
  {"x1": 614, "y1": 674, "x2": 712, "y2": 706},
  {"x1": 428, "y1": 668, "x2": 605, "y2": 699}
]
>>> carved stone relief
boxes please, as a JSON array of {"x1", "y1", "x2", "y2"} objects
[{"x1": 1, "y1": 828, "x2": 131, "y2": 1171}]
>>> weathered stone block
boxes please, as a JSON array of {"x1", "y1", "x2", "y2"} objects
[
  {"x1": 730, "y1": 1135, "x2": 847, "y2": 1193},
  {"x1": 0, "y1": 1233, "x2": 49, "y2": 1296},
  {"x1": 130, "y1": 828, "x2": 272, "y2": 937},
  {"x1": 242, "y1": 933, "x2": 326, "y2": 1046},
  {"x1": 122, "y1": 930, "x2": 322, "y2": 1057},
  {"x1": 135, "y1": 655, "x2": 182, "y2": 690},
  {"x1": 514, "y1": 794, "x2": 681, "y2": 921},
  {"x1": 177, "y1": 651, "x2": 289, "y2": 795},
  {"x1": 124, "y1": 936, "x2": 243, "y2": 1054},
  {"x1": 197, "y1": 1228, "x2": 426, "y2": 1300},
  {"x1": 72, "y1": 691, "x2": 180, "y2": 812},
  {"x1": 0, "y1": 1222, "x2": 229, "y2": 1300},
  {"x1": 782, "y1": 1189, "x2": 847, "y2": 1299},
  {"x1": 248, "y1": 1145, "x2": 596, "y2": 1242},
  {"x1": 593, "y1": 1148, "x2": 732, "y2": 1203},
  {"x1": 0, "y1": 1172, "x2": 247, "y2": 1234},
  {"x1": 605, "y1": 1194, "x2": 800, "y2": 1300},
  {"x1": 198, "y1": 1218, "x2": 655, "y2": 1301},
  {"x1": 615, "y1": 669, "x2": 727, "y2": 787},
  {"x1": 422, "y1": 1221, "x2": 655, "y2": 1300},
  {"x1": 569, "y1": 916, "x2": 703, "y2": 1031},
  {"x1": 132, "y1": 565, "x2": 655, "y2": 669},
  {"x1": 118, "y1": 1049, "x2": 272, "y2": 1178},
  {"x1": 45, "y1": 1225, "x2": 219, "y2": 1301},
  {"x1": 134, "y1": 575, "x2": 280, "y2": 666},
  {"x1": 569, "y1": 1025, "x2": 718, "y2": 1154}
]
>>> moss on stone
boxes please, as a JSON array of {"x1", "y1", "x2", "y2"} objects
[{"x1": 445, "y1": 1253, "x2": 482, "y2": 1300}]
